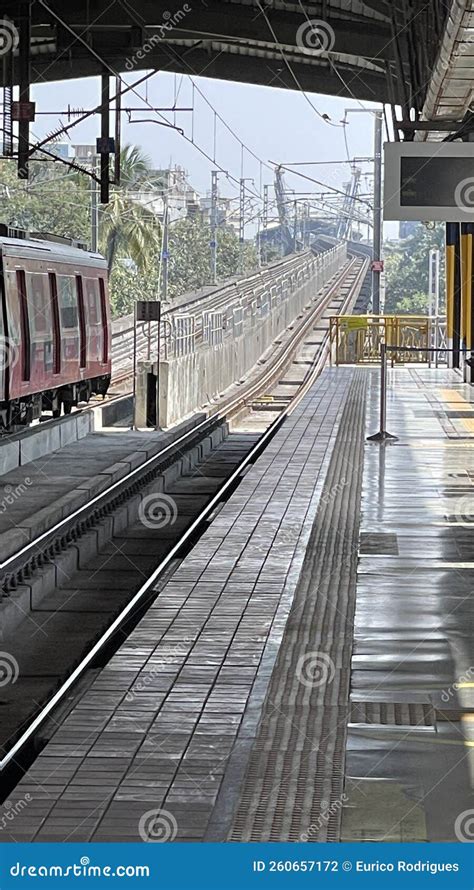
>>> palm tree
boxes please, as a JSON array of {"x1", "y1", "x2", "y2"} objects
[{"x1": 99, "y1": 144, "x2": 162, "y2": 274}]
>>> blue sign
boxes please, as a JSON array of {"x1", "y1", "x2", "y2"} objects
[{"x1": 0, "y1": 843, "x2": 471, "y2": 888}]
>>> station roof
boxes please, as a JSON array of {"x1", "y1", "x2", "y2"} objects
[
  {"x1": 420, "y1": 0, "x2": 474, "y2": 139},
  {"x1": 1, "y1": 0, "x2": 447, "y2": 112}
]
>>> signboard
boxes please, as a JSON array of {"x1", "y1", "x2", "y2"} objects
[
  {"x1": 371, "y1": 260, "x2": 384, "y2": 272},
  {"x1": 12, "y1": 101, "x2": 35, "y2": 122},
  {"x1": 384, "y1": 142, "x2": 474, "y2": 222},
  {"x1": 136, "y1": 301, "x2": 161, "y2": 323}
]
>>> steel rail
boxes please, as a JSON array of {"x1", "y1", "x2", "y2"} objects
[
  {"x1": 0, "y1": 257, "x2": 360, "y2": 576},
  {"x1": 0, "y1": 256, "x2": 367, "y2": 772}
]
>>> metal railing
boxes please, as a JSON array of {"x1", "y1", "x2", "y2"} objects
[
  {"x1": 111, "y1": 244, "x2": 347, "y2": 376},
  {"x1": 330, "y1": 314, "x2": 437, "y2": 365}
]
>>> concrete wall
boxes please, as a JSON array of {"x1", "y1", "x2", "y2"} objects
[
  {"x1": 0, "y1": 396, "x2": 133, "y2": 474},
  {"x1": 142, "y1": 245, "x2": 347, "y2": 427}
]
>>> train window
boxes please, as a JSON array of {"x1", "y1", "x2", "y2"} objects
[
  {"x1": 28, "y1": 273, "x2": 52, "y2": 335},
  {"x1": 57, "y1": 276, "x2": 78, "y2": 329},
  {"x1": 85, "y1": 279, "x2": 100, "y2": 325},
  {"x1": 16, "y1": 270, "x2": 30, "y2": 381},
  {"x1": 98, "y1": 278, "x2": 108, "y2": 364}
]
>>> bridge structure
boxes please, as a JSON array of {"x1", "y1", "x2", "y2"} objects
[{"x1": 0, "y1": 0, "x2": 473, "y2": 858}]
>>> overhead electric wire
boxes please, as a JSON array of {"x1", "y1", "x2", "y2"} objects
[
  {"x1": 255, "y1": 0, "x2": 341, "y2": 127},
  {"x1": 36, "y1": 0, "x2": 265, "y2": 202}
]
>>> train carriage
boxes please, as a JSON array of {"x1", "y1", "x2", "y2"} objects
[{"x1": 0, "y1": 229, "x2": 111, "y2": 428}]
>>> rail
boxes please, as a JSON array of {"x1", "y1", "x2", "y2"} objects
[
  {"x1": 0, "y1": 253, "x2": 366, "y2": 773},
  {"x1": 111, "y1": 244, "x2": 346, "y2": 379}
]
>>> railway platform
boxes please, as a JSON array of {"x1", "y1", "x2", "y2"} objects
[{"x1": 2, "y1": 365, "x2": 473, "y2": 844}]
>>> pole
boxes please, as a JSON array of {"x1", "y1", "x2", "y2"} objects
[
  {"x1": 162, "y1": 194, "x2": 169, "y2": 302},
  {"x1": 239, "y1": 178, "x2": 245, "y2": 275},
  {"x1": 156, "y1": 301, "x2": 161, "y2": 431},
  {"x1": 372, "y1": 110, "x2": 383, "y2": 314},
  {"x1": 90, "y1": 155, "x2": 98, "y2": 252},
  {"x1": 132, "y1": 301, "x2": 137, "y2": 430},
  {"x1": 210, "y1": 170, "x2": 218, "y2": 285},
  {"x1": 367, "y1": 342, "x2": 398, "y2": 442},
  {"x1": 262, "y1": 184, "x2": 269, "y2": 265}
]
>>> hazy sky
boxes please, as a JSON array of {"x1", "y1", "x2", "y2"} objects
[{"x1": 30, "y1": 71, "x2": 383, "y2": 234}]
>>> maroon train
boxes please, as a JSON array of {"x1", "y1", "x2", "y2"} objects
[{"x1": 0, "y1": 229, "x2": 112, "y2": 428}]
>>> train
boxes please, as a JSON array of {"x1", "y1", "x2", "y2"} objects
[{"x1": 0, "y1": 227, "x2": 112, "y2": 428}]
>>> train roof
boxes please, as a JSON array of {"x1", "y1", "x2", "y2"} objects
[{"x1": 0, "y1": 235, "x2": 107, "y2": 269}]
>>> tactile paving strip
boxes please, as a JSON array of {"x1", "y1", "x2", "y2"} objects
[
  {"x1": 350, "y1": 702, "x2": 434, "y2": 726},
  {"x1": 229, "y1": 371, "x2": 367, "y2": 842}
]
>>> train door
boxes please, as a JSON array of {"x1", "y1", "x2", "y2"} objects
[
  {"x1": 57, "y1": 274, "x2": 80, "y2": 382},
  {"x1": 2, "y1": 268, "x2": 30, "y2": 401},
  {"x1": 0, "y1": 286, "x2": 6, "y2": 403},
  {"x1": 26, "y1": 271, "x2": 53, "y2": 387},
  {"x1": 83, "y1": 277, "x2": 103, "y2": 371}
]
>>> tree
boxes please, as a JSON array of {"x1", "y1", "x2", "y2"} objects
[
  {"x1": 384, "y1": 223, "x2": 445, "y2": 315},
  {"x1": 98, "y1": 144, "x2": 162, "y2": 274}
]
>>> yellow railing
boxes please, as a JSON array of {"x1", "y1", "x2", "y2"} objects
[{"x1": 329, "y1": 315, "x2": 431, "y2": 365}]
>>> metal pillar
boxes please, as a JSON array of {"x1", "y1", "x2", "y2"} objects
[
  {"x1": 262, "y1": 184, "x2": 269, "y2": 265},
  {"x1": 18, "y1": 3, "x2": 31, "y2": 179},
  {"x1": 239, "y1": 178, "x2": 245, "y2": 274},
  {"x1": 428, "y1": 248, "x2": 440, "y2": 361},
  {"x1": 90, "y1": 156, "x2": 98, "y2": 252},
  {"x1": 162, "y1": 193, "x2": 169, "y2": 302},
  {"x1": 372, "y1": 111, "x2": 383, "y2": 314},
  {"x1": 100, "y1": 73, "x2": 110, "y2": 204},
  {"x1": 210, "y1": 170, "x2": 218, "y2": 285}
]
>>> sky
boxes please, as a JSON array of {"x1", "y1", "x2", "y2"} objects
[{"x1": 29, "y1": 70, "x2": 386, "y2": 236}]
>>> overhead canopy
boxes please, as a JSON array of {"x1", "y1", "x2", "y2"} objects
[
  {"x1": 1, "y1": 0, "x2": 448, "y2": 111},
  {"x1": 420, "y1": 0, "x2": 474, "y2": 139}
]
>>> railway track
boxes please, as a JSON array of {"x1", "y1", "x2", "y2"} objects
[{"x1": 0, "y1": 255, "x2": 367, "y2": 791}]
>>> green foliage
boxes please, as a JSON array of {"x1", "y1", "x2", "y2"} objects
[
  {"x1": 98, "y1": 145, "x2": 162, "y2": 273},
  {"x1": 392, "y1": 291, "x2": 430, "y2": 316},
  {"x1": 0, "y1": 147, "x2": 258, "y2": 319},
  {"x1": 0, "y1": 159, "x2": 90, "y2": 240},
  {"x1": 384, "y1": 223, "x2": 445, "y2": 315}
]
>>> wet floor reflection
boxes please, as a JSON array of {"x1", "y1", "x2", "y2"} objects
[{"x1": 342, "y1": 368, "x2": 474, "y2": 842}]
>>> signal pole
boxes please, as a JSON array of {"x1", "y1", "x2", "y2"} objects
[
  {"x1": 90, "y1": 155, "x2": 98, "y2": 252},
  {"x1": 262, "y1": 184, "x2": 269, "y2": 266},
  {"x1": 239, "y1": 178, "x2": 245, "y2": 275},
  {"x1": 210, "y1": 170, "x2": 219, "y2": 285}
]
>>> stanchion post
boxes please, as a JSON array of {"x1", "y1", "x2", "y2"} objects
[
  {"x1": 367, "y1": 342, "x2": 398, "y2": 442},
  {"x1": 132, "y1": 301, "x2": 137, "y2": 431}
]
